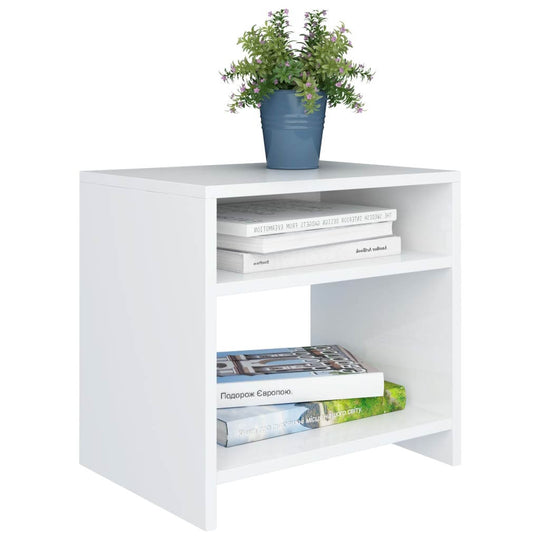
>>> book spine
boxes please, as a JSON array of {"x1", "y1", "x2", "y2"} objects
[
  {"x1": 220, "y1": 209, "x2": 397, "y2": 237},
  {"x1": 228, "y1": 236, "x2": 401, "y2": 273},
  {"x1": 217, "y1": 371, "x2": 384, "y2": 407},
  {"x1": 220, "y1": 382, "x2": 406, "y2": 447}
]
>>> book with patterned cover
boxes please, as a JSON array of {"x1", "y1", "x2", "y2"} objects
[{"x1": 217, "y1": 345, "x2": 383, "y2": 407}]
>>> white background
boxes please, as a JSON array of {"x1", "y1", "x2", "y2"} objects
[{"x1": 1, "y1": 0, "x2": 539, "y2": 538}]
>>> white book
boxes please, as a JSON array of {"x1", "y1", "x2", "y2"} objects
[
  {"x1": 217, "y1": 236, "x2": 402, "y2": 274},
  {"x1": 217, "y1": 221, "x2": 393, "y2": 254},
  {"x1": 217, "y1": 199, "x2": 397, "y2": 237},
  {"x1": 217, "y1": 345, "x2": 384, "y2": 407}
]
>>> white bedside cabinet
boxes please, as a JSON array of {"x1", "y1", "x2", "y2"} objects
[{"x1": 80, "y1": 161, "x2": 460, "y2": 530}]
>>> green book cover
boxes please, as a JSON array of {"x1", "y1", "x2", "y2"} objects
[
  {"x1": 302, "y1": 381, "x2": 406, "y2": 428},
  {"x1": 218, "y1": 381, "x2": 406, "y2": 447}
]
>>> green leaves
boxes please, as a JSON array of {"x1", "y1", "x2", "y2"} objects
[
  {"x1": 221, "y1": 9, "x2": 374, "y2": 115},
  {"x1": 293, "y1": 75, "x2": 323, "y2": 114}
]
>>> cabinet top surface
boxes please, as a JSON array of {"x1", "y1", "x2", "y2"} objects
[{"x1": 81, "y1": 161, "x2": 459, "y2": 198}]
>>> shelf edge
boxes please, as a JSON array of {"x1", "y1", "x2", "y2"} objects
[
  {"x1": 216, "y1": 416, "x2": 452, "y2": 484},
  {"x1": 215, "y1": 254, "x2": 453, "y2": 296}
]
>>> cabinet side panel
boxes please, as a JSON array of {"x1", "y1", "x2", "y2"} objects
[
  {"x1": 80, "y1": 183, "x2": 216, "y2": 529},
  {"x1": 399, "y1": 181, "x2": 460, "y2": 464}
]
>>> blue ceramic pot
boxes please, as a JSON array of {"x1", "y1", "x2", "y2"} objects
[{"x1": 260, "y1": 90, "x2": 327, "y2": 170}]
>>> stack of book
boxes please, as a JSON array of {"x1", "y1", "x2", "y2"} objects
[
  {"x1": 217, "y1": 345, "x2": 406, "y2": 447},
  {"x1": 217, "y1": 199, "x2": 400, "y2": 273}
]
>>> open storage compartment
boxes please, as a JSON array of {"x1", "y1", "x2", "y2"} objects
[
  {"x1": 215, "y1": 181, "x2": 459, "y2": 482},
  {"x1": 216, "y1": 269, "x2": 456, "y2": 483},
  {"x1": 216, "y1": 182, "x2": 454, "y2": 294}
]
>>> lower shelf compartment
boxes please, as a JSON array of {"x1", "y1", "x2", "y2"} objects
[{"x1": 216, "y1": 405, "x2": 451, "y2": 483}]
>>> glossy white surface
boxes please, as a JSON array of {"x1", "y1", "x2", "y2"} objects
[
  {"x1": 81, "y1": 161, "x2": 458, "y2": 199},
  {"x1": 217, "y1": 251, "x2": 452, "y2": 295},
  {"x1": 80, "y1": 162, "x2": 460, "y2": 530},
  {"x1": 217, "y1": 406, "x2": 451, "y2": 483},
  {"x1": 80, "y1": 183, "x2": 217, "y2": 529}
]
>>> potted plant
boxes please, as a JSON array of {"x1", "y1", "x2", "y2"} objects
[{"x1": 221, "y1": 9, "x2": 374, "y2": 170}]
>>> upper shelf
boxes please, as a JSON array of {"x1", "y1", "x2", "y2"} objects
[
  {"x1": 80, "y1": 161, "x2": 459, "y2": 199},
  {"x1": 216, "y1": 251, "x2": 453, "y2": 295}
]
